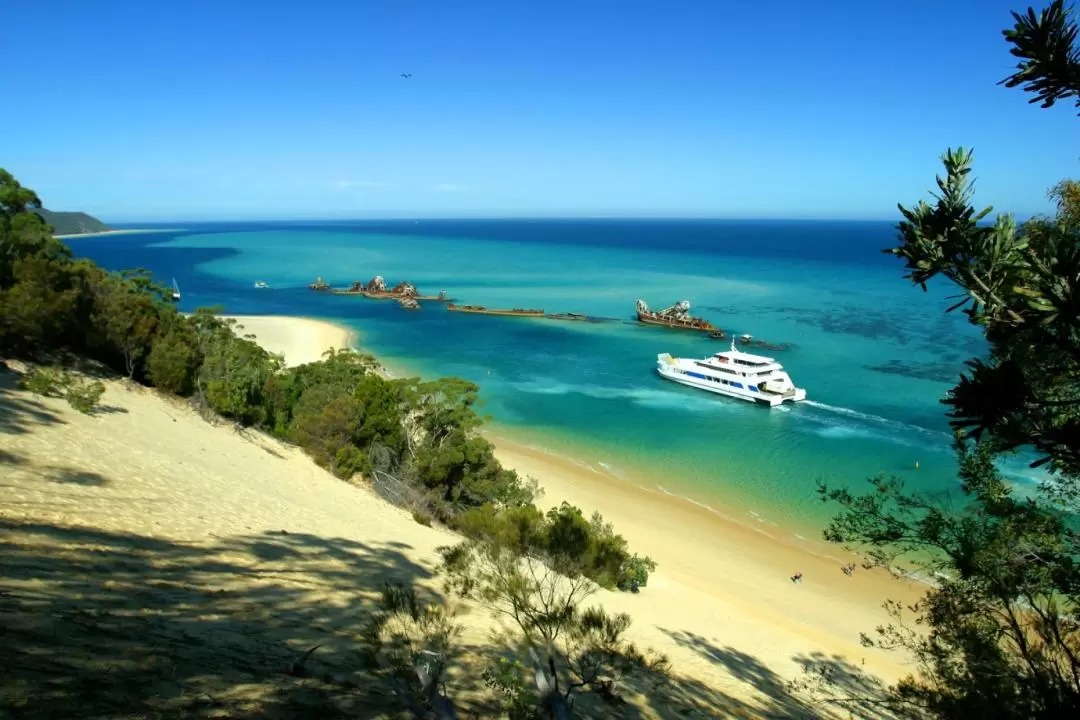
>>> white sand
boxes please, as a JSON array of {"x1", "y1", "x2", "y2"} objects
[
  {"x1": 209, "y1": 315, "x2": 925, "y2": 699},
  {"x1": 0, "y1": 314, "x2": 923, "y2": 717},
  {"x1": 54, "y1": 228, "x2": 183, "y2": 239},
  {"x1": 222, "y1": 315, "x2": 357, "y2": 368}
]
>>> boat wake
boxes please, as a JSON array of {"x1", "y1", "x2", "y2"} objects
[
  {"x1": 801, "y1": 400, "x2": 951, "y2": 448},
  {"x1": 510, "y1": 378, "x2": 740, "y2": 414}
]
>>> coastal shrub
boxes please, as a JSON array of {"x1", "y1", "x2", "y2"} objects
[
  {"x1": 289, "y1": 385, "x2": 363, "y2": 471},
  {"x1": 0, "y1": 255, "x2": 81, "y2": 356},
  {"x1": 65, "y1": 378, "x2": 105, "y2": 414},
  {"x1": 815, "y1": 6, "x2": 1080, "y2": 717},
  {"x1": 351, "y1": 373, "x2": 407, "y2": 455},
  {"x1": 19, "y1": 366, "x2": 67, "y2": 397},
  {"x1": 333, "y1": 443, "x2": 369, "y2": 479},
  {"x1": 416, "y1": 433, "x2": 535, "y2": 512},
  {"x1": 457, "y1": 502, "x2": 547, "y2": 555},
  {"x1": 482, "y1": 658, "x2": 541, "y2": 720},
  {"x1": 358, "y1": 581, "x2": 462, "y2": 715},
  {"x1": 412, "y1": 509, "x2": 433, "y2": 527},
  {"x1": 88, "y1": 271, "x2": 160, "y2": 378},
  {"x1": 196, "y1": 326, "x2": 279, "y2": 425},
  {"x1": 146, "y1": 328, "x2": 198, "y2": 395},
  {"x1": 19, "y1": 366, "x2": 105, "y2": 414},
  {"x1": 455, "y1": 501, "x2": 655, "y2": 590},
  {"x1": 616, "y1": 554, "x2": 657, "y2": 592},
  {"x1": 440, "y1": 539, "x2": 665, "y2": 710}
]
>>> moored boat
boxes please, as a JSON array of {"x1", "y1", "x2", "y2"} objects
[
  {"x1": 635, "y1": 299, "x2": 714, "y2": 332},
  {"x1": 308, "y1": 276, "x2": 331, "y2": 291},
  {"x1": 254, "y1": 280, "x2": 269, "y2": 289},
  {"x1": 656, "y1": 340, "x2": 806, "y2": 407}
]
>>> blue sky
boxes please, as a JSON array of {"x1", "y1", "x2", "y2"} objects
[{"x1": 3, "y1": 0, "x2": 1078, "y2": 221}]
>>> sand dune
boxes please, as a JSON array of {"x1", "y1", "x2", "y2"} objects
[{"x1": 0, "y1": 315, "x2": 924, "y2": 718}]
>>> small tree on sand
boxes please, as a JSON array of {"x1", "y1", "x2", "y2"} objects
[
  {"x1": 360, "y1": 581, "x2": 462, "y2": 719},
  {"x1": 439, "y1": 540, "x2": 667, "y2": 717}
]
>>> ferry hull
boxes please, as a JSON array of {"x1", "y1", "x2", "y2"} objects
[{"x1": 655, "y1": 359, "x2": 806, "y2": 407}]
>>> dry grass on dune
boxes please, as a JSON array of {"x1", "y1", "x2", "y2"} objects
[{"x1": 0, "y1": 361, "x2": 899, "y2": 719}]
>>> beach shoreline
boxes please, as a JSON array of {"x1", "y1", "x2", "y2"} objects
[
  {"x1": 55, "y1": 228, "x2": 183, "y2": 239},
  {"x1": 229, "y1": 312, "x2": 926, "y2": 687}
]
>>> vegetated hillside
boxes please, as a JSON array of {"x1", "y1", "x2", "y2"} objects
[{"x1": 35, "y1": 208, "x2": 109, "y2": 235}]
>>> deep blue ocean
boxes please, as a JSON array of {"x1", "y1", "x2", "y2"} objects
[{"x1": 67, "y1": 220, "x2": 1044, "y2": 533}]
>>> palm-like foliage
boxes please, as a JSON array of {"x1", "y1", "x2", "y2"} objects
[{"x1": 1002, "y1": 0, "x2": 1080, "y2": 111}]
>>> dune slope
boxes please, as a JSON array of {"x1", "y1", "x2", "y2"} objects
[{"x1": 1, "y1": 340, "x2": 914, "y2": 718}]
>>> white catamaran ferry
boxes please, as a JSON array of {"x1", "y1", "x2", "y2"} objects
[{"x1": 656, "y1": 341, "x2": 806, "y2": 407}]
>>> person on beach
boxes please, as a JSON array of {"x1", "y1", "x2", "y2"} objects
[{"x1": 791, "y1": 572, "x2": 803, "y2": 584}]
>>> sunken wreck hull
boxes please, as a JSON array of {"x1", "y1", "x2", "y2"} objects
[
  {"x1": 636, "y1": 312, "x2": 716, "y2": 332},
  {"x1": 331, "y1": 289, "x2": 448, "y2": 301},
  {"x1": 447, "y1": 304, "x2": 545, "y2": 317}
]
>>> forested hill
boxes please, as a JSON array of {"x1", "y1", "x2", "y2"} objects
[{"x1": 35, "y1": 208, "x2": 110, "y2": 235}]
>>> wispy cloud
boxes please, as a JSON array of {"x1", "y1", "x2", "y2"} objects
[
  {"x1": 433, "y1": 183, "x2": 467, "y2": 193},
  {"x1": 336, "y1": 180, "x2": 400, "y2": 189}
]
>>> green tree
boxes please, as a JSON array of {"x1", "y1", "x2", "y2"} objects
[
  {"x1": 90, "y1": 273, "x2": 161, "y2": 378},
  {"x1": 147, "y1": 326, "x2": 200, "y2": 394},
  {"x1": 193, "y1": 316, "x2": 281, "y2": 424},
  {"x1": 359, "y1": 581, "x2": 462, "y2": 718},
  {"x1": 440, "y1": 539, "x2": 666, "y2": 715},
  {"x1": 819, "y1": 3, "x2": 1080, "y2": 717}
]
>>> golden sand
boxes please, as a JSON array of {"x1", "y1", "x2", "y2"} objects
[{"x1": 0, "y1": 314, "x2": 924, "y2": 717}]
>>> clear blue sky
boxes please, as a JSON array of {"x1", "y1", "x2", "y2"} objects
[{"x1": 3, "y1": 0, "x2": 1078, "y2": 221}]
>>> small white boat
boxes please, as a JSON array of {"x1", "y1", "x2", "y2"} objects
[
  {"x1": 656, "y1": 340, "x2": 806, "y2": 407},
  {"x1": 254, "y1": 281, "x2": 269, "y2": 289},
  {"x1": 170, "y1": 278, "x2": 181, "y2": 302}
]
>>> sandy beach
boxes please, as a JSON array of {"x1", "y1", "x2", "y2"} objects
[
  {"x1": 229, "y1": 315, "x2": 925, "y2": 685},
  {"x1": 54, "y1": 228, "x2": 183, "y2": 239},
  {"x1": 221, "y1": 315, "x2": 358, "y2": 368},
  {"x1": 0, "y1": 313, "x2": 925, "y2": 718}
]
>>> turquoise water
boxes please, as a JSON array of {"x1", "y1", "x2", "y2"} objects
[{"x1": 71, "y1": 221, "x2": 1044, "y2": 533}]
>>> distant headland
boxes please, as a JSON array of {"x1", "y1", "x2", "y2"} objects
[
  {"x1": 35, "y1": 210, "x2": 180, "y2": 239},
  {"x1": 36, "y1": 208, "x2": 110, "y2": 236}
]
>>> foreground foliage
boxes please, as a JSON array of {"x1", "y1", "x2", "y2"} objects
[
  {"x1": 437, "y1": 538, "x2": 668, "y2": 717},
  {"x1": 819, "y1": 3, "x2": 1080, "y2": 718}
]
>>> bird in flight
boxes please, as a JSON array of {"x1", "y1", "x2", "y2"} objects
[{"x1": 400, "y1": 73, "x2": 412, "y2": 79}]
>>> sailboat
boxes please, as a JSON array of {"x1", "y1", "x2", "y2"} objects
[{"x1": 170, "y1": 278, "x2": 181, "y2": 302}]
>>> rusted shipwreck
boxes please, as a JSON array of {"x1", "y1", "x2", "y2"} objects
[{"x1": 635, "y1": 299, "x2": 715, "y2": 332}]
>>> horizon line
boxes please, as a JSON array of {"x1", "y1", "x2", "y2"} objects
[{"x1": 108, "y1": 215, "x2": 912, "y2": 225}]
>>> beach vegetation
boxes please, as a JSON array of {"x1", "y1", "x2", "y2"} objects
[
  {"x1": 440, "y1": 538, "x2": 668, "y2": 713},
  {"x1": 820, "y1": 3, "x2": 1080, "y2": 717},
  {"x1": 358, "y1": 580, "x2": 462, "y2": 717},
  {"x1": 454, "y1": 501, "x2": 655, "y2": 592},
  {"x1": 146, "y1": 326, "x2": 199, "y2": 395},
  {"x1": 19, "y1": 365, "x2": 106, "y2": 414},
  {"x1": 0, "y1": 166, "x2": 654, "y2": 591},
  {"x1": 65, "y1": 377, "x2": 106, "y2": 414},
  {"x1": 19, "y1": 365, "x2": 68, "y2": 397}
]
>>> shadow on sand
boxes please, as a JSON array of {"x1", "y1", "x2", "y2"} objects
[
  {"x1": 0, "y1": 515, "x2": 905, "y2": 719},
  {"x1": 0, "y1": 370, "x2": 66, "y2": 436},
  {"x1": 0, "y1": 519, "x2": 441, "y2": 719}
]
